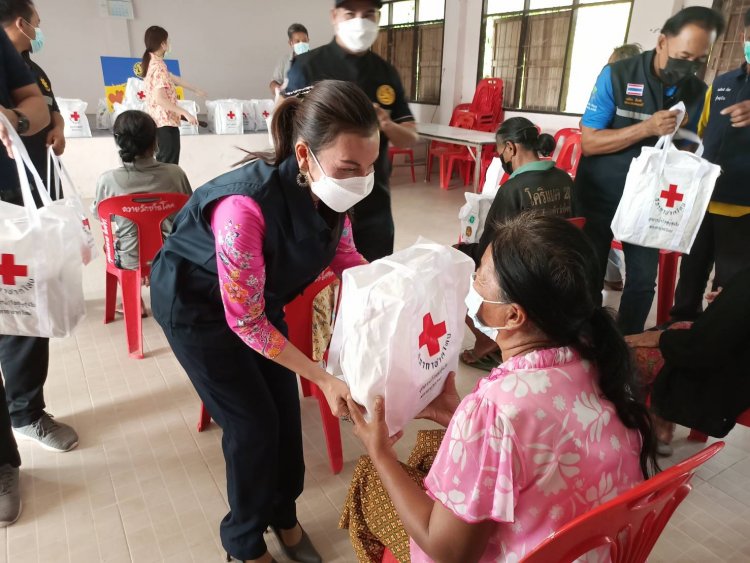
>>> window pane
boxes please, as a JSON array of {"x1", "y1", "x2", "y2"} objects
[
  {"x1": 523, "y1": 11, "x2": 572, "y2": 111},
  {"x1": 379, "y1": 4, "x2": 390, "y2": 26},
  {"x1": 486, "y1": 0, "x2": 524, "y2": 14},
  {"x1": 372, "y1": 30, "x2": 389, "y2": 60},
  {"x1": 482, "y1": 16, "x2": 523, "y2": 106},
  {"x1": 529, "y1": 0, "x2": 574, "y2": 9},
  {"x1": 392, "y1": 26, "x2": 416, "y2": 99},
  {"x1": 418, "y1": 0, "x2": 444, "y2": 22},
  {"x1": 392, "y1": 1, "x2": 416, "y2": 25},
  {"x1": 416, "y1": 22, "x2": 444, "y2": 102},
  {"x1": 562, "y1": 2, "x2": 631, "y2": 113}
]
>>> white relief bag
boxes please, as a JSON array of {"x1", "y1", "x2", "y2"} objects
[
  {"x1": 327, "y1": 239, "x2": 474, "y2": 435},
  {"x1": 206, "y1": 100, "x2": 244, "y2": 135},
  {"x1": 458, "y1": 192, "x2": 495, "y2": 243},
  {"x1": 178, "y1": 100, "x2": 199, "y2": 136},
  {"x1": 57, "y1": 98, "x2": 92, "y2": 138},
  {"x1": 123, "y1": 77, "x2": 147, "y2": 106},
  {"x1": 0, "y1": 114, "x2": 85, "y2": 337},
  {"x1": 611, "y1": 102, "x2": 721, "y2": 253}
]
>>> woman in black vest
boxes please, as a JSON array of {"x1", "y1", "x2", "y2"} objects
[
  {"x1": 457, "y1": 117, "x2": 574, "y2": 370},
  {"x1": 150, "y1": 81, "x2": 380, "y2": 563}
]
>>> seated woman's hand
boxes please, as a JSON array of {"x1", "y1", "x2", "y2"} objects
[
  {"x1": 624, "y1": 330, "x2": 663, "y2": 348},
  {"x1": 417, "y1": 372, "x2": 461, "y2": 428},
  {"x1": 347, "y1": 395, "x2": 403, "y2": 463}
]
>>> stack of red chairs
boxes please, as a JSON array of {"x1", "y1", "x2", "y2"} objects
[{"x1": 426, "y1": 111, "x2": 477, "y2": 190}]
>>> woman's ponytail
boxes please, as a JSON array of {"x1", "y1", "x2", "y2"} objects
[
  {"x1": 233, "y1": 97, "x2": 302, "y2": 167},
  {"x1": 536, "y1": 133, "x2": 556, "y2": 158}
]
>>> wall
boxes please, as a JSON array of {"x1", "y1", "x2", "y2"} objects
[{"x1": 32, "y1": 0, "x2": 334, "y2": 110}]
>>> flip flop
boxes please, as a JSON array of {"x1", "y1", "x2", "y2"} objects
[{"x1": 461, "y1": 349, "x2": 502, "y2": 372}]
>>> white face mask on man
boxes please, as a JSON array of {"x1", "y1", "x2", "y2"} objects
[
  {"x1": 308, "y1": 150, "x2": 374, "y2": 212},
  {"x1": 336, "y1": 17, "x2": 379, "y2": 53}
]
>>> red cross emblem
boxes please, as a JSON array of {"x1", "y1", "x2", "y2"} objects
[
  {"x1": 0, "y1": 254, "x2": 28, "y2": 286},
  {"x1": 70, "y1": 112, "x2": 80, "y2": 122},
  {"x1": 660, "y1": 184, "x2": 684, "y2": 208},
  {"x1": 418, "y1": 313, "x2": 447, "y2": 357},
  {"x1": 227, "y1": 111, "x2": 236, "y2": 120},
  {"x1": 137, "y1": 91, "x2": 145, "y2": 100},
  {"x1": 262, "y1": 110, "x2": 270, "y2": 118}
]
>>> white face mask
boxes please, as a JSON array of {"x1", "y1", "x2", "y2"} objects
[
  {"x1": 336, "y1": 17, "x2": 379, "y2": 54},
  {"x1": 293, "y1": 42, "x2": 310, "y2": 56},
  {"x1": 465, "y1": 275, "x2": 507, "y2": 341},
  {"x1": 308, "y1": 150, "x2": 374, "y2": 212}
]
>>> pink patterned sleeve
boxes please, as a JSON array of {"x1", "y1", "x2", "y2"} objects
[
  {"x1": 329, "y1": 216, "x2": 368, "y2": 276},
  {"x1": 423, "y1": 393, "x2": 524, "y2": 524},
  {"x1": 210, "y1": 196, "x2": 287, "y2": 359}
]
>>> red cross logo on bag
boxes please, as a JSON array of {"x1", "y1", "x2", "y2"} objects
[
  {"x1": 0, "y1": 254, "x2": 28, "y2": 286},
  {"x1": 262, "y1": 110, "x2": 270, "y2": 118},
  {"x1": 70, "y1": 112, "x2": 80, "y2": 122},
  {"x1": 419, "y1": 313, "x2": 447, "y2": 357},
  {"x1": 227, "y1": 111, "x2": 236, "y2": 120},
  {"x1": 660, "y1": 184, "x2": 684, "y2": 208},
  {"x1": 137, "y1": 91, "x2": 145, "y2": 100}
]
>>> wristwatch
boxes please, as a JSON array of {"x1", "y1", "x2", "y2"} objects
[{"x1": 10, "y1": 109, "x2": 29, "y2": 134}]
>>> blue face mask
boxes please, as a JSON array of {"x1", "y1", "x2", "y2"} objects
[
  {"x1": 293, "y1": 42, "x2": 310, "y2": 56},
  {"x1": 745, "y1": 41, "x2": 750, "y2": 65},
  {"x1": 22, "y1": 21, "x2": 44, "y2": 54},
  {"x1": 465, "y1": 274, "x2": 507, "y2": 341}
]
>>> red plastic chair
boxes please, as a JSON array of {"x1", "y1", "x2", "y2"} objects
[
  {"x1": 521, "y1": 442, "x2": 724, "y2": 562},
  {"x1": 99, "y1": 192, "x2": 190, "y2": 359},
  {"x1": 455, "y1": 77, "x2": 505, "y2": 132},
  {"x1": 437, "y1": 112, "x2": 478, "y2": 190},
  {"x1": 426, "y1": 108, "x2": 476, "y2": 184},
  {"x1": 556, "y1": 131, "x2": 583, "y2": 179},
  {"x1": 198, "y1": 268, "x2": 345, "y2": 475},
  {"x1": 388, "y1": 146, "x2": 416, "y2": 183},
  {"x1": 610, "y1": 241, "x2": 680, "y2": 326},
  {"x1": 688, "y1": 408, "x2": 750, "y2": 443}
]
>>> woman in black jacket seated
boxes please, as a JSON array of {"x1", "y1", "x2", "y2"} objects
[
  {"x1": 457, "y1": 117, "x2": 574, "y2": 370},
  {"x1": 626, "y1": 266, "x2": 750, "y2": 451}
]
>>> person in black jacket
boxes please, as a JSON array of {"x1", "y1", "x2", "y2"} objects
[
  {"x1": 457, "y1": 117, "x2": 574, "y2": 369},
  {"x1": 626, "y1": 267, "x2": 750, "y2": 449}
]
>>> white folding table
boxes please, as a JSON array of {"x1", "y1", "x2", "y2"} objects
[{"x1": 416, "y1": 123, "x2": 497, "y2": 192}]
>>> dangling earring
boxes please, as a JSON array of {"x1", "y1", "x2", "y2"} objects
[{"x1": 297, "y1": 171, "x2": 309, "y2": 187}]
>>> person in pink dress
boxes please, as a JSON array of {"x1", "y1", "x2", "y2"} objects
[{"x1": 342, "y1": 214, "x2": 659, "y2": 562}]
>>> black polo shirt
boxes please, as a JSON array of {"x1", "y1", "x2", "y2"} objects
[
  {"x1": 285, "y1": 39, "x2": 414, "y2": 258},
  {"x1": 0, "y1": 29, "x2": 36, "y2": 204},
  {"x1": 22, "y1": 51, "x2": 59, "y2": 186}
]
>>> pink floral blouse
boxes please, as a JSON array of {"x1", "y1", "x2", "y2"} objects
[
  {"x1": 144, "y1": 53, "x2": 179, "y2": 127},
  {"x1": 210, "y1": 195, "x2": 365, "y2": 359},
  {"x1": 413, "y1": 347, "x2": 643, "y2": 563}
]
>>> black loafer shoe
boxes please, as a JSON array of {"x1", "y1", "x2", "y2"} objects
[
  {"x1": 226, "y1": 552, "x2": 278, "y2": 563},
  {"x1": 270, "y1": 525, "x2": 322, "y2": 563}
]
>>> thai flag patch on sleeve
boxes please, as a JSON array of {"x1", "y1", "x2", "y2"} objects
[{"x1": 626, "y1": 83, "x2": 644, "y2": 96}]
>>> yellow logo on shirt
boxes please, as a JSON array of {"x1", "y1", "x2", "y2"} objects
[
  {"x1": 39, "y1": 77, "x2": 50, "y2": 92},
  {"x1": 133, "y1": 62, "x2": 143, "y2": 78},
  {"x1": 376, "y1": 85, "x2": 396, "y2": 106}
]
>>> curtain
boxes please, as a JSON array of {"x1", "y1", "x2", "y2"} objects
[
  {"x1": 417, "y1": 23, "x2": 444, "y2": 103},
  {"x1": 522, "y1": 11, "x2": 572, "y2": 111},
  {"x1": 491, "y1": 17, "x2": 523, "y2": 107}
]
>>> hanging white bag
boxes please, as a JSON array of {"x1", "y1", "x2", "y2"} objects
[
  {"x1": 481, "y1": 157, "x2": 504, "y2": 199},
  {"x1": 0, "y1": 114, "x2": 85, "y2": 338},
  {"x1": 327, "y1": 239, "x2": 474, "y2": 436},
  {"x1": 46, "y1": 148, "x2": 98, "y2": 265},
  {"x1": 611, "y1": 102, "x2": 721, "y2": 253},
  {"x1": 57, "y1": 98, "x2": 92, "y2": 138},
  {"x1": 178, "y1": 100, "x2": 199, "y2": 136},
  {"x1": 458, "y1": 192, "x2": 495, "y2": 243}
]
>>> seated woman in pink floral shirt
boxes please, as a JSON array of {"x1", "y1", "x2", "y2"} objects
[{"x1": 342, "y1": 214, "x2": 659, "y2": 562}]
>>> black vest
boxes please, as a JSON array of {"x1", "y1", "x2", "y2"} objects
[
  {"x1": 702, "y1": 64, "x2": 750, "y2": 206},
  {"x1": 575, "y1": 50, "x2": 707, "y2": 207},
  {"x1": 150, "y1": 156, "x2": 345, "y2": 345}
]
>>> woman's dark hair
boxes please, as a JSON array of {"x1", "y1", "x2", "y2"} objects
[
  {"x1": 489, "y1": 214, "x2": 659, "y2": 479},
  {"x1": 113, "y1": 110, "x2": 157, "y2": 164},
  {"x1": 236, "y1": 79, "x2": 379, "y2": 167},
  {"x1": 661, "y1": 6, "x2": 725, "y2": 38},
  {"x1": 141, "y1": 25, "x2": 168, "y2": 78},
  {"x1": 496, "y1": 117, "x2": 556, "y2": 158},
  {"x1": 0, "y1": 0, "x2": 34, "y2": 26},
  {"x1": 288, "y1": 23, "x2": 308, "y2": 39}
]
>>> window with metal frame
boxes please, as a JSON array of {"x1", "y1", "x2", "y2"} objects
[
  {"x1": 705, "y1": 0, "x2": 750, "y2": 84},
  {"x1": 480, "y1": 0, "x2": 634, "y2": 114},
  {"x1": 373, "y1": 0, "x2": 446, "y2": 104}
]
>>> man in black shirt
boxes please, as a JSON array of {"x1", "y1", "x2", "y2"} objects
[
  {"x1": 0, "y1": 0, "x2": 80, "y2": 524},
  {"x1": 0, "y1": 22, "x2": 51, "y2": 526},
  {"x1": 285, "y1": 0, "x2": 418, "y2": 262}
]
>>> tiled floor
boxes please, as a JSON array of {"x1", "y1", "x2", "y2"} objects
[{"x1": 4, "y1": 166, "x2": 750, "y2": 562}]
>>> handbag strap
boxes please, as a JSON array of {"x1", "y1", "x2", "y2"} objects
[{"x1": 0, "y1": 113, "x2": 47, "y2": 223}]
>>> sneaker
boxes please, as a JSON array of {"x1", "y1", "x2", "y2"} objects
[
  {"x1": 13, "y1": 412, "x2": 79, "y2": 453},
  {"x1": 0, "y1": 464, "x2": 20, "y2": 527}
]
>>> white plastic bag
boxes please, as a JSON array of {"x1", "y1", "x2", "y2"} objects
[
  {"x1": 327, "y1": 239, "x2": 474, "y2": 435},
  {"x1": 178, "y1": 100, "x2": 199, "y2": 136},
  {"x1": 96, "y1": 97, "x2": 112, "y2": 130},
  {"x1": 253, "y1": 99, "x2": 276, "y2": 131},
  {"x1": 124, "y1": 77, "x2": 147, "y2": 106},
  {"x1": 57, "y1": 98, "x2": 92, "y2": 138},
  {"x1": 206, "y1": 99, "x2": 244, "y2": 135},
  {"x1": 458, "y1": 192, "x2": 495, "y2": 243},
  {"x1": 241, "y1": 101, "x2": 256, "y2": 132},
  {"x1": 611, "y1": 102, "x2": 721, "y2": 253},
  {"x1": 481, "y1": 157, "x2": 504, "y2": 199},
  {"x1": 0, "y1": 114, "x2": 85, "y2": 338},
  {"x1": 47, "y1": 148, "x2": 98, "y2": 265}
]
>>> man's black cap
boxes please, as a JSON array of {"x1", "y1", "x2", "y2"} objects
[{"x1": 334, "y1": 0, "x2": 383, "y2": 8}]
